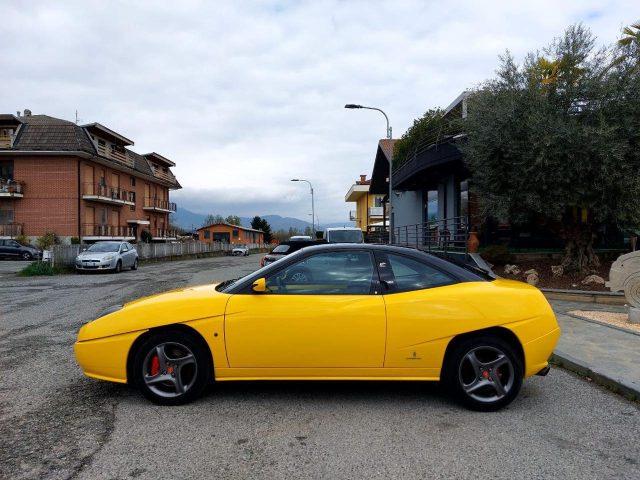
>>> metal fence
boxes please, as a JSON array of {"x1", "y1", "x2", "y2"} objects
[
  {"x1": 392, "y1": 216, "x2": 469, "y2": 255},
  {"x1": 51, "y1": 242, "x2": 268, "y2": 267}
]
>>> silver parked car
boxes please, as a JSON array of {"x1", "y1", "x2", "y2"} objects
[
  {"x1": 231, "y1": 245, "x2": 250, "y2": 256},
  {"x1": 75, "y1": 241, "x2": 138, "y2": 273}
]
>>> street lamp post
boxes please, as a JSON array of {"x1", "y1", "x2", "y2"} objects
[
  {"x1": 344, "y1": 104, "x2": 394, "y2": 244},
  {"x1": 291, "y1": 179, "x2": 315, "y2": 235}
]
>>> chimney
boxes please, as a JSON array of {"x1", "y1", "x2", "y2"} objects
[
  {"x1": 23, "y1": 109, "x2": 32, "y2": 117},
  {"x1": 360, "y1": 174, "x2": 367, "y2": 183},
  {"x1": 16, "y1": 111, "x2": 20, "y2": 116}
]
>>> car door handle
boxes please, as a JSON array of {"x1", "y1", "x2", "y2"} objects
[{"x1": 380, "y1": 280, "x2": 394, "y2": 290}]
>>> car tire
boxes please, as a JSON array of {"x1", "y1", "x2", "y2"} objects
[
  {"x1": 442, "y1": 335, "x2": 523, "y2": 412},
  {"x1": 114, "y1": 260, "x2": 122, "y2": 274},
  {"x1": 131, "y1": 258, "x2": 138, "y2": 271},
  {"x1": 22, "y1": 252, "x2": 32, "y2": 261},
  {"x1": 131, "y1": 330, "x2": 211, "y2": 406}
]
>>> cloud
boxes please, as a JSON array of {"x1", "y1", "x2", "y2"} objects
[{"x1": 1, "y1": 0, "x2": 634, "y2": 221}]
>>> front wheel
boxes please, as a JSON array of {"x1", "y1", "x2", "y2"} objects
[
  {"x1": 114, "y1": 260, "x2": 122, "y2": 273},
  {"x1": 131, "y1": 258, "x2": 138, "y2": 270},
  {"x1": 131, "y1": 330, "x2": 211, "y2": 405},
  {"x1": 443, "y1": 335, "x2": 523, "y2": 411}
]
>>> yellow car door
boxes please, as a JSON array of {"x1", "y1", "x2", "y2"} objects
[
  {"x1": 225, "y1": 250, "x2": 386, "y2": 369},
  {"x1": 375, "y1": 251, "x2": 483, "y2": 372}
]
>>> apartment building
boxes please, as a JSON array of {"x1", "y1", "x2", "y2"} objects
[
  {"x1": 0, "y1": 110, "x2": 181, "y2": 243},
  {"x1": 344, "y1": 174, "x2": 385, "y2": 232}
]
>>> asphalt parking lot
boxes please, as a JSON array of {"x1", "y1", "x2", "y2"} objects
[{"x1": 1, "y1": 255, "x2": 639, "y2": 480}]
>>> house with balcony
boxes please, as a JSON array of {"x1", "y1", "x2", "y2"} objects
[
  {"x1": 0, "y1": 110, "x2": 180, "y2": 243},
  {"x1": 344, "y1": 174, "x2": 385, "y2": 234},
  {"x1": 196, "y1": 223, "x2": 264, "y2": 245}
]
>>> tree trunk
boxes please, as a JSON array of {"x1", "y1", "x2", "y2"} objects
[{"x1": 561, "y1": 224, "x2": 600, "y2": 274}]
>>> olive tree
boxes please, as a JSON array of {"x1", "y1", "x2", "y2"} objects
[{"x1": 463, "y1": 24, "x2": 640, "y2": 272}]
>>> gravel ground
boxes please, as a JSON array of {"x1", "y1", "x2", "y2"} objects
[
  {"x1": 568, "y1": 310, "x2": 640, "y2": 334},
  {"x1": 1, "y1": 255, "x2": 639, "y2": 480}
]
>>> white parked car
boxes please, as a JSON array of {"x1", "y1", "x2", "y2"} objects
[
  {"x1": 231, "y1": 245, "x2": 250, "y2": 256},
  {"x1": 75, "y1": 241, "x2": 138, "y2": 273},
  {"x1": 324, "y1": 227, "x2": 364, "y2": 244}
]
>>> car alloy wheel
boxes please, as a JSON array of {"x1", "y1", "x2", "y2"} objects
[
  {"x1": 132, "y1": 330, "x2": 211, "y2": 405},
  {"x1": 142, "y1": 342, "x2": 198, "y2": 398},
  {"x1": 114, "y1": 261, "x2": 122, "y2": 273},
  {"x1": 289, "y1": 270, "x2": 310, "y2": 283},
  {"x1": 132, "y1": 258, "x2": 138, "y2": 270},
  {"x1": 22, "y1": 252, "x2": 32, "y2": 261},
  {"x1": 458, "y1": 346, "x2": 514, "y2": 403}
]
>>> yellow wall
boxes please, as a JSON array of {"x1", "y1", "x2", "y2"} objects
[{"x1": 353, "y1": 193, "x2": 383, "y2": 231}]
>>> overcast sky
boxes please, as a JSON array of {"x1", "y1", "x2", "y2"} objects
[{"x1": 2, "y1": 1, "x2": 634, "y2": 223}]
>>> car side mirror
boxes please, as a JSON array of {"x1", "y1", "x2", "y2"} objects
[{"x1": 252, "y1": 277, "x2": 266, "y2": 293}]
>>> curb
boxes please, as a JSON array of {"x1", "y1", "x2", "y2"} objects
[
  {"x1": 551, "y1": 350, "x2": 639, "y2": 402},
  {"x1": 542, "y1": 288, "x2": 626, "y2": 306}
]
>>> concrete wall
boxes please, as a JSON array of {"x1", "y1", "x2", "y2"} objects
[{"x1": 391, "y1": 190, "x2": 423, "y2": 242}]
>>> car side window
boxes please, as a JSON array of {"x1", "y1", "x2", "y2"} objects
[
  {"x1": 386, "y1": 253, "x2": 456, "y2": 292},
  {"x1": 120, "y1": 243, "x2": 128, "y2": 252},
  {"x1": 265, "y1": 251, "x2": 375, "y2": 295}
]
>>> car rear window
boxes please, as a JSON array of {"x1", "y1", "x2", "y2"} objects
[{"x1": 272, "y1": 245, "x2": 290, "y2": 254}]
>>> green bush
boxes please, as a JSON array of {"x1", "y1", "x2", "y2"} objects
[
  {"x1": 140, "y1": 230, "x2": 152, "y2": 243},
  {"x1": 480, "y1": 244, "x2": 514, "y2": 266},
  {"x1": 19, "y1": 261, "x2": 63, "y2": 277},
  {"x1": 36, "y1": 232, "x2": 59, "y2": 250},
  {"x1": 14, "y1": 234, "x2": 30, "y2": 246},
  {"x1": 70, "y1": 236, "x2": 81, "y2": 245}
]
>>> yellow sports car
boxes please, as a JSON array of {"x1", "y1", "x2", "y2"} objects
[{"x1": 75, "y1": 244, "x2": 560, "y2": 411}]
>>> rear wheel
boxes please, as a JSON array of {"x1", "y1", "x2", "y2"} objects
[
  {"x1": 131, "y1": 330, "x2": 211, "y2": 405},
  {"x1": 443, "y1": 335, "x2": 522, "y2": 411},
  {"x1": 22, "y1": 252, "x2": 32, "y2": 261}
]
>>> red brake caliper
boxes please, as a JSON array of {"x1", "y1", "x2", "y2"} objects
[{"x1": 150, "y1": 355, "x2": 160, "y2": 376}]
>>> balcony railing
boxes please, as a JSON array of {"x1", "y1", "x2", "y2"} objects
[
  {"x1": 152, "y1": 228, "x2": 178, "y2": 239},
  {"x1": 143, "y1": 198, "x2": 177, "y2": 212},
  {"x1": 95, "y1": 143, "x2": 133, "y2": 167},
  {"x1": 0, "y1": 179, "x2": 24, "y2": 197},
  {"x1": 0, "y1": 223, "x2": 23, "y2": 237},
  {"x1": 82, "y1": 183, "x2": 134, "y2": 205},
  {"x1": 368, "y1": 206, "x2": 383, "y2": 217},
  {"x1": 349, "y1": 210, "x2": 357, "y2": 221},
  {"x1": 81, "y1": 224, "x2": 135, "y2": 238},
  {"x1": 0, "y1": 134, "x2": 13, "y2": 148}
]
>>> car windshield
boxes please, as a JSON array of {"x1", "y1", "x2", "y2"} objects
[
  {"x1": 327, "y1": 230, "x2": 363, "y2": 243},
  {"x1": 272, "y1": 245, "x2": 290, "y2": 254},
  {"x1": 87, "y1": 242, "x2": 121, "y2": 253}
]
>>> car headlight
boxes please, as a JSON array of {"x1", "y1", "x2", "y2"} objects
[{"x1": 103, "y1": 255, "x2": 115, "y2": 261}]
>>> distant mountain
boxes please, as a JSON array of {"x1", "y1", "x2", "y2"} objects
[{"x1": 172, "y1": 207, "x2": 353, "y2": 232}]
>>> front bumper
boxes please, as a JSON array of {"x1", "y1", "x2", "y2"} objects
[
  {"x1": 74, "y1": 330, "x2": 144, "y2": 383},
  {"x1": 75, "y1": 258, "x2": 116, "y2": 270}
]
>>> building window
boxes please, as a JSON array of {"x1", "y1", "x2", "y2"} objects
[
  {"x1": 0, "y1": 160, "x2": 14, "y2": 180},
  {"x1": 460, "y1": 180, "x2": 469, "y2": 219},
  {"x1": 232, "y1": 229, "x2": 239, "y2": 238},
  {"x1": 425, "y1": 190, "x2": 438, "y2": 222},
  {"x1": 130, "y1": 176, "x2": 136, "y2": 186},
  {"x1": 0, "y1": 209, "x2": 14, "y2": 223},
  {"x1": 374, "y1": 196, "x2": 384, "y2": 207},
  {"x1": 204, "y1": 230, "x2": 210, "y2": 239}
]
